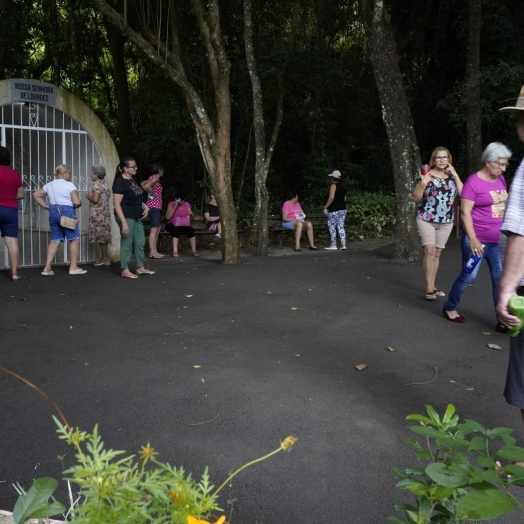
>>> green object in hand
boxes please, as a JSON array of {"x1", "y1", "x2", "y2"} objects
[{"x1": 508, "y1": 296, "x2": 524, "y2": 337}]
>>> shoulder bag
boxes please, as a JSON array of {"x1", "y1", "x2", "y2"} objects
[{"x1": 51, "y1": 181, "x2": 78, "y2": 230}]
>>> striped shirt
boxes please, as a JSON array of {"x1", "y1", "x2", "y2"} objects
[{"x1": 500, "y1": 157, "x2": 524, "y2": 285}]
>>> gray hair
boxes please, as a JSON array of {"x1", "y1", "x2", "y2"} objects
[
  {"x1": 481, "y1": 142, "x2": 512, "y2": 164},
  {"x1": 91, "y1": 165, "x2": 106, "y2": 179}
]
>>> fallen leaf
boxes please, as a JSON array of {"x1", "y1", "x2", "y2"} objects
[
  {"x1": 70, "y1": 325, "x2": 73, "y2": 329},
  {"x1": 290, "y1": 307, "x2": 298, "y2": 311},
  {"x1": 387, "y1": 346, "x2": 396, "y2": 352},
  {"x1": 482, "y1": 332, "x2": 491, "y2": 335},
  {"x1": 185, "y1": 294, "x2": 193, "y2": 298},
  {"x1": 488, "y1": 344, "x2": 502, "y2": 350},
  {"x1": 20, "y1": 298, "x2": 27, "y2": 301},
  {"x1": 193, "y1": 365, "x2": 201, "y2": 369},
  {"x1": 355, "y1": 364, "x2": 367, "y2": 371}
]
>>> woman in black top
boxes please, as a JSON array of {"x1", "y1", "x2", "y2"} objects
[
  {"x1": 204, "y1": 193, "x2": 221, "y2": 239},
  {"x1": 323, "y1": 170, "x2": 347, "y2": 250},
  {"x1": 112, "y1": 157, "x2": 155, "y2": 279}
]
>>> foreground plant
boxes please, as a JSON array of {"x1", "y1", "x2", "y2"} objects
[
  {"x1": 11, "y1": 417, "x2": 296, "y2": 524},
  {"x1": 389, "y1": 404, "x2": 524, "y2": 523}
]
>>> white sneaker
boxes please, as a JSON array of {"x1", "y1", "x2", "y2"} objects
[
  {"x1": 340, "y1": 246, "x2": 346, "y2": 250},
  {"x1": 215, "y1": 233, "x2": 221, "y2": 239},
  {"x1": 324, "y1": 245, "x2": 338, "y2": 250}
]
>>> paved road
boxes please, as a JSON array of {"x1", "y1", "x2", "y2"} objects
[{"x1": 1, "y1": 238, "x2": 523, "y2": 523}]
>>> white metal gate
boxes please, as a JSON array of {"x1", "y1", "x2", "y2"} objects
[{"x1": 0, "y1": 102, "x2": 103, "y2": 268}]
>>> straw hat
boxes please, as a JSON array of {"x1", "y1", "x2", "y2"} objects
[{"x1": 499, "y1": 85, "x2": 524, "y2": 113}]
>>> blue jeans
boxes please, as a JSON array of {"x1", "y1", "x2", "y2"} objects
[{"x1": 444, "y1": 233, "x2": 502, "y2": 315}]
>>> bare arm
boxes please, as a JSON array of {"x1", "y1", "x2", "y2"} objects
[
  {"x1": 70, "y1": 190, "x2": 81, "y2": 208},
  {"x1": 324, "y1": 184, "x2": 336, "y2": 210},
  {"x1": 113, "y1": 193, "x2": 129, "y2": 237},
  {"x1": 282, "y1": 209, "x2": 293, "y2": 221},
  {"x1": 497, "y1": 234, "x2": 524, "y2": 327},
  {"x1": 447, "y1": 165, "x2": 464, "y2": 196},
  {"x1": 141, "y1": 176, "x2": 158, "y2": 196},
  {"x1": 460, "y1": 199, "x2": 483, "y2": 255},
  {"x1": 86, "y1": 185, "x2": 100, "y2": 204},
  {"x1": 16, "y1": 186, "x2": 24, "y2": 200},
  {"x1": 165, "y1": 202, "x2": 177, "y2": 221},
  {"x1": 412, "y1": 174, "x2": 431, "y2": 203},
  {"x1": 32, "y1": 188, "x2": 50, "y2": 210}
]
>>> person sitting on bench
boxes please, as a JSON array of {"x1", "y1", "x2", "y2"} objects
[{"x1": 281, "y1": 190, "x2": 318, "y2": 252}]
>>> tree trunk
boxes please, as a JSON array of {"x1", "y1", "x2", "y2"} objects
[
  {"x1": 105, "y1": 24, "x2": 135, "y2": 156},
  {"x1": 465, "y1": 0, "x2": 482, "y2": 174},
  {"x1": 92, "y1": 0, "x2": 239, "y2": 263},
  {"x1": 359, "y1": 0, "x2": 421, "y2": 261},
  {"x1": 244, "y1": 0, "x2": 299, "y2": 257},
  {"x1": 65, "y1": 0, "x2": 83, "y2": 99},
  {"x1": 46, "y1": 0, "x2": 60, "y2": 85}
]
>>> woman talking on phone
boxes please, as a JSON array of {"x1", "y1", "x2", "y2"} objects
[{"x1": 412, "y1": 147, "x2": 463, "y2": 300}]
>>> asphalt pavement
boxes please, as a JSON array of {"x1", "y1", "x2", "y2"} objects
[{"x1": 1, "y1": 237, "x2": 523, "y2": 523}]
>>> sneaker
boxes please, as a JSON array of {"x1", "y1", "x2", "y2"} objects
[
  {"x1": 215, "y1": 233, "x2": 221, "y2": 239},
  {"x1": 324, "y1": 245, "x2": 338, "y2": 250},
  {"x1": 340, "y1": 245, "x2": 346, "y2": 250}
]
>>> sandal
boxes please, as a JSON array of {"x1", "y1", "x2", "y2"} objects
[
  {"x1": 69, "y1": 268, "x2": 87, "y2": 275},
  {"x1": 192, "y1": 252, "x2": 200, "y2": 258},
  {"x1": 433, "y1": 289, "x2": 446, "y2": 297},
  {"x1": 172, "y1": 252, "x2": 179, "y2": 258},
  {"x1": 122, "y1": 272, "x2": 138, "y2": 279},
  {"x1": 93, "y1": 261, "x2": 111, "y2": 266},
  {"x1": 425, "y1": 292, "x2": 437, "y2": 300},
  {"x1": 11, "y1": 274, "x2": 21, "y2": 281},
  {"x1": 41, "y1": 270, "x2": 54, "y2": 276},
  {"x1": 137, "y1": 269, "x2": 156, "y2": 275},
  {"x1": 148, "y1": 254, "x2": 165, "y2": 259},
  {"x1": 294, "y1": 247, "x2": 302, "y2": 252}
]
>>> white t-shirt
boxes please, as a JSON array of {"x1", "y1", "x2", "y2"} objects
[{"x1": 43, "y1": 179, "x2": 78, "y2": 206}]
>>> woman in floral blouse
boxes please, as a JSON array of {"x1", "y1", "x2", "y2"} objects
[
  {"x1": 412, "y1": 147, "x2": 463, "y2": 300},
  {"x1": 87, "y1": 165, "x2": 112, "y2": 266}
]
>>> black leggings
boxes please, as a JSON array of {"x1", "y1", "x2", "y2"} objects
[{"x1": 165, "y1": 223, "x2": 195, "y2": 239}]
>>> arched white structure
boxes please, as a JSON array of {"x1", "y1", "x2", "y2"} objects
[{"x1": 0, "y1": 79, "x2": 120, "y2": 268}]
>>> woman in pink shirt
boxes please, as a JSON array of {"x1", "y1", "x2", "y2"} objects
[
  {"x1": 443, "y1": 142, "x2": 511, "y2": 330},
  {"x1": 165, "y1": 190, "x2": 200, "y2": 258},
  {"x1": 281, "y1": 191, "x2": 318, "y2": 251},
  {"x1": 0, "y1": 147, "x2": 24, "y2": 280}
]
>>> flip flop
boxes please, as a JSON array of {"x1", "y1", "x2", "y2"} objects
[
  {"x1": 433, "y1": 289, "x2": 446, "y2": 297},
  {"x1": 69, "y1": 268, "x2": 87, "y2": 275},
  {"x1": 136, "y1": 269, "x2": 156, "y2": 275},
  {"x1": 41, "y1": 270, "x2": 54, "y2": 276},
  {"x1": 425, "y1": 292, "x2": 437, "y2": 300},
  {"x1": 122, "y1": 273, "x2": 138, "y2": 279},
  {"x1": 172, "y1": 252, "x2": 179, "y2": 258},
  {"x1": 148, "y1": 255, "x2": 165, "y2": 259},
  {"x1": 93, "y1": 261, "x2": 111, "y2": 266},
  {"x1": 11, "y1": 274, "x2": 21, "y2": 281}
]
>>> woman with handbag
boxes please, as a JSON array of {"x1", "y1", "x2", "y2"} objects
[
  {"x1": 165, "y1": 190, "x2": 200, "y2": 258},
  {"x1": 112, "y1": 157, "x2": 155, "y2": 279},
  {"x1": 33, "y1": 164, "x2": 87, "y2": 275}
]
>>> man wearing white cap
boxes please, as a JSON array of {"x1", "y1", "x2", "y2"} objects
[{"x1": 496, "y1": 85, "x2": 524, "y2": 421}]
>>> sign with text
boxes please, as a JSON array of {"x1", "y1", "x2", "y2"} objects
[{"x1": 11, "y1": 80, "x2": 57, "y2": 105}]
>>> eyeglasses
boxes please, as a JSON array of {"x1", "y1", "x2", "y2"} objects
[
  {"x1": 126, "y1": 165, "x2": 138, "y2": 169},
  {"x1": 435, "y1": 156, "x2": 449, "y2": 160},
  {"x1": 492, "y1": 161, "x2": 509, "y2": 170}
]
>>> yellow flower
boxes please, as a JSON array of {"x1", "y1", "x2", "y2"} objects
[
  {"x1": 187, "y1": 516, "x2": 226, "y2": 524},
  {"x1": 139, "y1": 443, "x2": 158, "y2": 459},
  {"x1": 280, "y1": 434, "x2": 297, "y2": 452}
]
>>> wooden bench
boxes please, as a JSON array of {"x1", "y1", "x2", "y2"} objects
[
  {"x1": 268, "y1": 212, "x2": 328, "y2": 245},
  {"x1": 143, "y1": 215, "x2": 214, "y2": 235}
]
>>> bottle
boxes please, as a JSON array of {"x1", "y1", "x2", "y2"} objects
[
  {"x1": 508, "y1": 296, "x2": 524, "y2": 337},
  {"x1": 421, "y1": 164, "x2": 431, "y2": 177},
  {"x1": 463, "y1": 245, "x2": 485, "y2": 274}
]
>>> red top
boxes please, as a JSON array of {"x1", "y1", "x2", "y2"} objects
[{"x1": 0, "y1": 166, "x2": 23, "y2": 208}]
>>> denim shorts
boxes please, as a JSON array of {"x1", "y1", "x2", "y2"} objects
[
  {"x1": 149, "y1": 208, "x2": 162, "y2": 228},
  {"x1": 0, "y1": 205, "x2": 18, "y2": 238},
  {"x1": 49, "y1": 205, "x2": 80, "y2": 242},
  {"x1": 281, "y1": 221, "x2": 295, "y2": 231}
]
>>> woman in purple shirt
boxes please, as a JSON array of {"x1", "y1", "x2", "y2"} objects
[{"x1": 443, "y1": 142, "x2": 511, "y2": 330}]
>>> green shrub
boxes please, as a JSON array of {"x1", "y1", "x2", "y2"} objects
[
  {"x1": 346, "y1": 192, "x2": 396, "y2": 238},
  {"x1": 390, "y1": 404, "x2": 524, "y2": 523}
]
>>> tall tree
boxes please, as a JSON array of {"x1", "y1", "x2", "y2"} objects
[
  {"x1": 359, "y1": 0, "x2": 421, "y2": 260},
  {"x1": 465, "y1": 0, "x2": 482, "y2": 174},
  {"x1": 92, "y1": 0, "x2": 239, "y2": 264},
  {"x1": 244, "y1": 0, "x2": 299, "y2": 257}
]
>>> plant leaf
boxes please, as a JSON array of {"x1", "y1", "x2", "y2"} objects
[
  {"x1": 425, "y1": 462, "x2": 471, "y2": 488},
  {"x1": 456, "y1": 489, "x2": 516, "y2": 520},
  {"x1": 496, "y1": 445, "x2": 524, "y2": 462},
  {"x1": 12, "y1": 478, "x2": 62, "y2": 524}
]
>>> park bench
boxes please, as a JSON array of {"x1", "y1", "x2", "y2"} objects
[{"x1": 268, "y1": 212, "x2": 328, "y2": 245}]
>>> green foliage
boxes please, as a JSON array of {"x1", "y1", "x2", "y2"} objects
[
  {"x1": 390, "y1": 404, "x2": 524, "y2": 523},
  {"x1": 12, "y1": 478, "x2": 65, "y2": 524},
  {"x1": 345, "y1": 192, "x2": 396, "y2": 238},
  {"x1": 53, "y1": 417, "x2": 222, "y2": 524}
]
